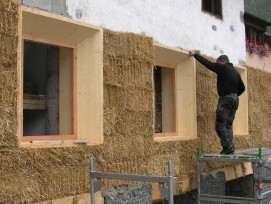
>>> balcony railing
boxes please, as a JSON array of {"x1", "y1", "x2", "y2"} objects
[{"x1": 246, "y1": 39, "x2": 270, "y2": 57}]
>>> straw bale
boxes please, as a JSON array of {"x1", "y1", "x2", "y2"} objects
[
  {"x1": 102, "y1": 134, "x2": 153, "y2": 161},
  {"x1": 247, "y1": 66, "x2": 271, "y2": 148},
  {"x1": 0, "y1": 172, "x2": 41, "y2": 203},
  {"x1": 148, "y1": 154, "x2": 181, "y2": 176},
  {"x1": 104, "y1": 84, "x2": 152, "y2": 112},
  {"x1": 103, "y1": 30, "x2": 154, "y2": 159},
  {"x1": 103, "y1": 29, "x2": 154, "y2": 140},
  {"x1": 114, "y1": 110, "x2": 152, "y2": 136},
  {"x1": 37, "y1": 166, "x2": 89, "y2": 200},
  {"x1": 103, "y1": 30, "x2": 153, "y2": 63},
  {"x1": 196, "y1": 60, "x2": 218, "y2": 144},
  {"x1": 0, "y1": 0, "x2": 19, "y2": 36},
  {"x1": 0, "y1": 103, "x2": 18, "y2": 147},
  {"x1": 103, "y1": 107, "x2": 118, "y2": 137},
  {"x1": 233, "y1": 135, "x2": 251, "y2": 149},
  {"x1": 0, "y1": 146, "x2": 102, "y2": 175},
  {"x1": 0, "y1": 34, "x2": 18, "y2": 69},
  {"x1": 104, "y1": 56, "x2": 153, "y2": 89},
  {"x1": 0, "y1": 0, "x2": 19, "y2": 147},
  {"x1": 101, "y1": 30, "x2": 158, "y2": 188},
  {"x1": 198, "y1": 133, "x2": 220, "y2": 153},
  {"x1": 0, "y1": 70, "x2": 17, "y2": 100},
  {"x1": 196, "y1": 59, "x2": 220, "y2": 156},
  {"x1": 149, "y1": 139, "x2": 198, "y2": 176},
  {"x1": 0, "y1": 146, "x2": 104, "y2": 203},
  {"x1": 0, "y1": 166, "x2": 90, "y2": 203}
]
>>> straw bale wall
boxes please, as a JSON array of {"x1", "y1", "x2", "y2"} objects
[
  {"x1": 247, "y1": 67, "x2": 271, "y2": 147},
  {"x1": 102, "y1": 30, "x2": 154, "y2": 186},
  {"x1": 196, "y1": 60, "x2": 220, "y2": 154},
  {"x1": 0, "y1": 1, "x2": 271, "y2": 202},
  {"x1": 0, "y1": 0, "x2": 19, "y2": 147},
  {"x1": 0, "y1": 146, "x2": 104, "y2": 203}
]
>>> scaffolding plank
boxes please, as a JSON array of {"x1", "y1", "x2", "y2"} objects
[
  {"x1": 199, "y1": 194, "x2": 257, "y2": 204},
  {"x1": 199, "y1": 152, "x2": 259, "y2": 162},
  {"x1": 199, "y1": 148, "x2": 271, "y2": 162},
  {"x1": 198, "y1": 148, "x2": 271, "y2": 204},
  {"x1": 243, "y1": 148, "x2": 271, "y2": 156}
]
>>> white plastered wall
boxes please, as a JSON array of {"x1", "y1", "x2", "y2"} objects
[{"x1": 66, "y1": 0, "x2": 246, "y2": 65}]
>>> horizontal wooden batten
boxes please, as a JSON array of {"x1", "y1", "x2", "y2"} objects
[
  {"x1": 154, "y1": 133, "x2": 178, "y2": 137},
  {"x1": 23, "y1": 34, "x2": 77, "y2": 48},
  {"x1": 21, "y1": 7, "x2": 101, "y2": 45},
  {"x1": 21, "y1": 135, "x2": 77, "y2": 143}
]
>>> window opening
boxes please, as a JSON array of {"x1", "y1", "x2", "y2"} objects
[
  {"x1": 23, "y1": 40, "x2": 73, "y2": 136},
  {"x1": 202, "y1": 0, "x2": 222, "y2": 18},
  {"x1": 154, "y1": 66, "x2": 176, "y2": 134},
  {"x1": 246, "y1": 27, "x2": 264, "y2": 44}
]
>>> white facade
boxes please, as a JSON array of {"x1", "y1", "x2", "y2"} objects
[{"x1": 66, "y1": 0, "x2": 246, "y2": 65}]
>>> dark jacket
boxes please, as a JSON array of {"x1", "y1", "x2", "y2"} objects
[{"x1": 194, "y1": 54, "x2": 245, "y2": 96}]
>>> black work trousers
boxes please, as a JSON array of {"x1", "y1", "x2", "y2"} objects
[{"x1": 215, "y1": 93, "x2": 239, "y2": 150}]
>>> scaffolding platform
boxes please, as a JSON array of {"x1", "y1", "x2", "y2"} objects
[{"x1": 197, "y1": 148, "x2": 271, "y2": 204}]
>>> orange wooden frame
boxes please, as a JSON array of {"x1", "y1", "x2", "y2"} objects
[
  {"x1": 154, "y1": 64, "x2": 178, "y2": 137},
  {"x1": 20, "y1": 37, "x2": 77, "y2": 142}
]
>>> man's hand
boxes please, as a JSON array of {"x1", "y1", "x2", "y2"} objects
[
  {"x1": 189, "y1": 50, "x2": 200, "y2": 56},
  {"x1": 189, "y1": 51, "x2": 195, "y2": 56}
]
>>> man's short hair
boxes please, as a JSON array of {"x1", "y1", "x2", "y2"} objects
[{"x1": 217, "y1": 55, "x2": 229, "y2": 63}]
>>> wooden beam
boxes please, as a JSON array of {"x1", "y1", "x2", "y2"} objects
[{"x1": 179, "y1": 163, "x2": 253, "y2": 193}]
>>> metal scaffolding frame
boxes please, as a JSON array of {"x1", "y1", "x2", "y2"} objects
[
  {"x1": 89, "y1": 158, "x2": 174, "y2": 204},
  {"x1": 197, "y1": 148, "x2": 271, "y2": 204}
]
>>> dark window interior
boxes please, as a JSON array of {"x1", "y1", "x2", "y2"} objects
[
  {"x1": 154, "y1": 66, "x2": 162, "y2": 133},
  {"x1": 202, "y1": 0, "x2": 222, "y2": 18},
  {"x1": 23, "y1": 41, "x2": 73, "y2": 136},
  {"x1": 23, "y1": 41, "x2": 60, "y2": 136},
  {"x1": 246, "y1": 27, "x2": 264, "y2": 44},
  {"x1": 154, "y1": 66, "x2": 175, "y2": 133}
]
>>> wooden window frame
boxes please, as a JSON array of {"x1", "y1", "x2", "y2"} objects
[
  {"x1": 21, "y1": 38, "x2": 77, "y2": 142},
  {"x1": 246, "y1": 26, "x2": 264, "y2": 45},
  {"x1": 202, "y1": 0, "x2": 223, "y2": 19},
  {"x1": 18, "y1": 6, "x2": 104, "y2": 144},
  {"x1": 153, "y1": 43, "x2": 197, "y2": 142},
  {"x1": 233, "y1": 66, "x2": 248, "y2": 136},
  {"x1": 154, "y1": 65, "x2": 178, "y2": 137}
]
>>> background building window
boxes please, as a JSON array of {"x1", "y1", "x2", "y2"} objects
[
  {"x1": 202, "y1": 0, "x2": 222, "y2": 18},
  {"x1": 246, "y1": 27, "x2": 264, "y2": 44},
  {"x1": 244, "y1": 12, "x2": 271, "y2": 57}
]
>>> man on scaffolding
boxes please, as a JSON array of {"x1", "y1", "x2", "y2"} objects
[{"x1": 189, "y1": 51, "x2": 245, "y2": 154}]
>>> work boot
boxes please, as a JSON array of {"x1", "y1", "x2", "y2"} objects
[{"x1": 220, "y1": 146, "x2": 235, "y2": 154}]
